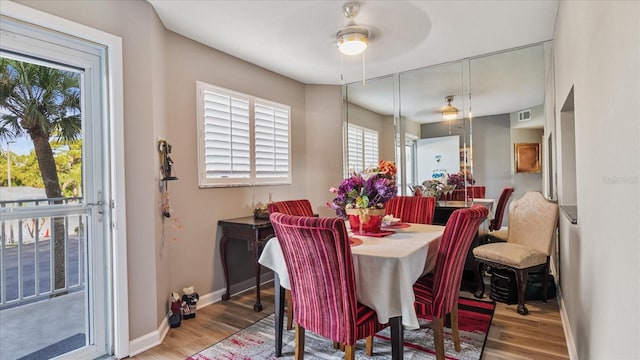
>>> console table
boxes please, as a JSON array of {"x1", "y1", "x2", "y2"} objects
[{"x1": 218, "y1": 216, "x2": 275, "y2": 311}]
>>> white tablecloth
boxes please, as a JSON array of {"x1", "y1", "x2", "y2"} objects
[{"x1": 258, "y1": 222, "x2": 444, "y2": 330}]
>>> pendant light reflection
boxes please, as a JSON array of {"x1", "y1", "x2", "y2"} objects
[{"x1": 442, "y1": 95, "x2": 459, "y2": 120}]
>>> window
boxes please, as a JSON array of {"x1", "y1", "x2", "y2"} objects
[
  {"x1": 395, "y1": 133, "x2": 418, "y2": 195},
  {"x1": 347, "y1": 123, "x2": 378, "y2": 173},
  {"x1": 197, "y1": 81, "x2": 291, "y2": 187}
]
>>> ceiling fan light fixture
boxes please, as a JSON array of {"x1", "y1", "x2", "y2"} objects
[
  {"x1": 337, "y1": 27, "x2": 369, "y2": 55},
  {"x1": 442, "y1": 95, "x2": 459, "y2": 120}
]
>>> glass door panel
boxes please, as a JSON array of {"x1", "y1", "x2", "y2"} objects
[{"x1": 1, "y1": 16, "x2": 109, "y2": 360}]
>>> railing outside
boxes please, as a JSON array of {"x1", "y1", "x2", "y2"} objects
[{"x1": 0, "y1": 197, "x2": 85, "y2": 309}]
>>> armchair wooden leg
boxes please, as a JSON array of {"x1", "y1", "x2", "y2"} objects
[
  {"x1": 344, "y1": 344, "x2": 356, "y2": 360},
  {"x1": 433, "y1": 316, "x2": 445, "y2": 360},
  {"x1": 451, "y1": 306, "x2": 460, "y2": 352},
  {"x1": 474, "y1": 261, "x2": 485, "y2": 298},
  {"x1": 365, "y1": 335, "x2": 373, "y2": 356},
  {"x1": 515, "y1": 269, "x2": 529, "y2": 315},
  {"x1": 295, "y1": 324, "x2": 305, "y2": 360},
  {"x1": 286, "y1": 289, "x2": 294, "y2": 330}
]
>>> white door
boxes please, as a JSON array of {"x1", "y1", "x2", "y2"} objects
[{"x1": 1, "y1": 15, "x2": 114, "y2": 360}]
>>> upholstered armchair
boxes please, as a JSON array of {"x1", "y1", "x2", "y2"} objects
[
  {"x1": 473, "y1": 192, "x2": 558, "y2": 315},
  {"x1": 270, "y1": 213, "x2": 390, "y2": 359},
  {"x1": 267, "y1": 199, "x2": 314, "y2": 331},
  {"x1": 384, "y1": 195, "x2": 436, "y2": 224},
  {"x1": 413, "y1": 205, "x2": 489, "y2": 360}
]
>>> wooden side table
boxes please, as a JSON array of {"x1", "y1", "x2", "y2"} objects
[{"x1": 218, "y1": 216, "x2": 275, "y2": 311}]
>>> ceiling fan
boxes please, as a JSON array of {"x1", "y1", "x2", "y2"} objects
[
  {"x1": 412, "y1": 95, "x2": 460, "y2": 123},
  {"x1": 336, "y1": 2, "x2": 369, "y2": 56}
]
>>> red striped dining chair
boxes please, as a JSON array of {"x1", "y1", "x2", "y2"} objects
[
  {"x1": 384, "y1": 195, "x2": 436, "y2": 224},
  {"x1": 267, "y1": 199, "x2": 314, "y2": 331},
  {"x1": 487, "y1": 187, "x2": 515, "y2": 242},
  {"x1": 269, "y1": 213, "x2": 390, "y2": 359},
  {"x1": 412, "y1": 205, "x2": 489, "y2": 360}
]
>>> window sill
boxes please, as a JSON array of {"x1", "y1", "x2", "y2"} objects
[{"x1": 560, "y1": 205, "x2": 578, "y2": 225}]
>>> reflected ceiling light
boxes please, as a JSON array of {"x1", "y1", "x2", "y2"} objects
[
  {"x1": 336, "y1": 2, "x2": 369, "y2": 56},
  {"x1": 442, "y1": 95, "x2": 459, "y2": 120}
]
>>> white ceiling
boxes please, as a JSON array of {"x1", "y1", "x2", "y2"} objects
[{"x1": 147, "y1": 0, "x2": 558, "y2": 123}]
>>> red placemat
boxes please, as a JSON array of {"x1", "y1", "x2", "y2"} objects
[
  {"x1": 349, "y1": 237, "x2": 363, "y2": 246},
  {"x1": 382, "y1": 222, "x2": 411, "y2": 229},
  {"x1": 351, "y1": 230, "x2": 395, "y2": 237}
]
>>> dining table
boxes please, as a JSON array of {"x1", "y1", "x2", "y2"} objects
[{"x1": 258, "y1": 221, "x2": 445, "y2": 359}]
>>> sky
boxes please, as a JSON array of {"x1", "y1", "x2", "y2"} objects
[
  {"x1": 1, "y1": 136, "x2": 33, "y2": 156},
  {"x1": 0, "y1": 107, "x2": 33, "y2": 155}
]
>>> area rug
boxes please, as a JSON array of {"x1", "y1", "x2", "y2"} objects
[{"x1": 187, "y1": 297, "x2": 494, "y2": 360}]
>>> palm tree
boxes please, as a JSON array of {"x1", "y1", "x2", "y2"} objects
[{"x1": 0, "y1": 58, "x2": 81, "y2": 291}]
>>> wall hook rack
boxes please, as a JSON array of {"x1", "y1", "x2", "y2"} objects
[{"x1": 158, "y1": 139, "x2": 178, "y2": 189}]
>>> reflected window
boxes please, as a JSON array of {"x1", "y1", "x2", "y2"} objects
[
  {"x1": 347, "y1": 124, "x2": 378, "y2": 173},
  {"x1": 405, "y1": 134, "x2": 418, "y2": 194}
]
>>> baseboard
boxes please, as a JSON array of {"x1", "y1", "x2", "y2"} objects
[
  {"x1": 127, "y1": 275, "x2": 274, "y2": 357},
  {"x1": 128, "y1": 312, "x2": 169, "y2": 357},
  {"x1": 197, "y1": 288, "x2": 226, "y2": 309},
  {"x1": 557, "y1": 287, "x2": 578, "y2": 360}
]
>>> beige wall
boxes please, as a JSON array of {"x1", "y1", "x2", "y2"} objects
[
  {"x1": 162, "y1": 28, "x2": 308, "y2": 304},
  {"x1": 304, "y1": 85, "x2": 343, "y2": 217},
  {"x1": 553, "y1": 1, "x2": 640, "y2": 358},
  {"x1": 15, "y1": 0, "x2": 341, "y2": 343}
]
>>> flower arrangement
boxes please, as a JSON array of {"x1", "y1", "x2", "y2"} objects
[
  {"x1": 447, "y1": 172, "x2": 466, "y2": 188},
  {"x1": 448, "y1": 170, "x2": 476, "y2": 187},
  {"x1": 410, "y1": 179, "x2": 444, "y2": 198},
  {"x1": 328, "y1": 160, "x2": 398, "y2": 219}
]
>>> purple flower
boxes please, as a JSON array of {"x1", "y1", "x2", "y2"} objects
[
  {"x1": 328, "y1": 171, "x2": 398, "y2": 218},
  {"x1": 447, "y1": 172, "x2": 465, "y2": 188}
]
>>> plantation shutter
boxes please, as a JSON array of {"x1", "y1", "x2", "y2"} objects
[
  {"x1": 254, "y1": 101, "x2": 290, "y2": 178},
  {"x1": 197, "y1": 81, "x2": 291, "y2": 187},
  {"x1": 347, "y1": 125, "x2": 364, "y2": 172},
  {"x1": 202, "y1": 89, "x2": 250, "y2": 179},
  {"x1": 363, "y1": 128, "x2": 379, "y2": 169},
  {"x1": 347, "y1": 124, "x2": 378, "y2": 173}
]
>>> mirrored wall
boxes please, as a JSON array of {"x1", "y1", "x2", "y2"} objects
[{"x1": 344, "y1": 42, "x2": 548, "y2": 202}]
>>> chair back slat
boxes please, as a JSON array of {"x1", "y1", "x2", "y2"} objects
[
  {"x1": 270, "y1": 213, "x2": 358, "y2": 344},
  {"x1": 385, "y1": 196, "x2": 436, "y2": 224},
  {"x1": 489, "y1": 187, "x2": 515, "y2": 231},
  {"x1": 267, "y1": 199, "x2": 314, "y2": 216},
  {"x1": 431, "y1": 205, "x2": 489, "y2": 317}
]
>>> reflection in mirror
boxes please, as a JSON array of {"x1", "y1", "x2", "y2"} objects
[
  {"x1": 342, "y1": 42, "x2": 547, "y2": 205},
  {"x1": 468, "y1": 44, "x2": 545, "y2": 205},
  {"x1": 399, "y1": 60, "x2": 470, "y2": 196},
  {"x1": 344, "y1": 75, "x2": 395, "y2": 176}
]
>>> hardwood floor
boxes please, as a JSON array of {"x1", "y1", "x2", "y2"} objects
[{"x1": 130, "y1": 282, "x2": 569, "y2": 360}]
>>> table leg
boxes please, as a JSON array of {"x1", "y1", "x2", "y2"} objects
[
  {"x1": 274, "y1": 274, "x2": 285, "y2": 357},
  {"x1": 390, "y1": 316, "x2": 404, "y2": 360},
  {"x1": 220, "y1": 235, "x2": 231, "y2": 301},
  {"x1": 252, "y1": 231, "x2": 263, "y2": 312}
]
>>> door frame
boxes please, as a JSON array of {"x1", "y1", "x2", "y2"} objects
[{"x1": 1, "y1": 2, "x2": 129, "y2": 357}]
